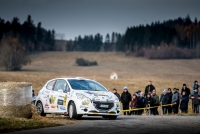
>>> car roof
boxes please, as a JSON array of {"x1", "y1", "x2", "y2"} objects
[{"x1": 52, "y1": 77, "x2": 91, "y2": 81}]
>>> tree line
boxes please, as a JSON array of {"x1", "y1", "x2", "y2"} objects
[
  {"x1": 66, "y1": 32, "x2": 123, "y2": 52},
  {"x1": 123, "y1": 15, "x2": 200, "y2": 52},
  {"x1": 0, "y1": 15, "x2": 55, "y2": 53},
  {"x1": 67, "y1": 15, "x2": 200, "y2": 58}
]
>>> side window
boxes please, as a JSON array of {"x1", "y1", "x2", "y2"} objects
[
  {"x1": 66, "y1": 84, "x2": 70, "y2": 92},
  {"x1": 46, "y1": 80, "x2": 56, "y2": 90},
  {"x1": 54, "y1": 79, "x2": 68, "y2": 93}
]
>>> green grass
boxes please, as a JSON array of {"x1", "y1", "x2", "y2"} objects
[{"x1": 0, "y1": 117, "x2": 61, "y2": 133}]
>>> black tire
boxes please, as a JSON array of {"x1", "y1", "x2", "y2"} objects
[
  {"x1": 108, "y1": 115, "x2": 117, "y2": 120},
  {"x1": 36, "y1": 101, "x2": 46, "y2": 116},
  {"x1": 77, "y1": 114, "x2": 83, "y2": 119},
  {"x1": 68, "y1": 102, "x2": 78, "y2": 119}
]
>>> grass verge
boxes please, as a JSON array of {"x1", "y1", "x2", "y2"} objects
[{"x1": 0, "y1": 117, "x2": 61, "y2": 133}]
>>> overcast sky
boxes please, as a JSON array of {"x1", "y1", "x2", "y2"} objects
[{"x1": 0, "y1": 0, "x2": 200, "y2": 40}]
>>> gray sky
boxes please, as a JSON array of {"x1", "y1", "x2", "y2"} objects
[{"x1": 0, "y1": 0, "x2": 200, "y2": 40}]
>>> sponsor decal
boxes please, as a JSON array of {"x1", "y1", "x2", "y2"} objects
[
  {"x1": 57, "y1": 99, "x2": 63, "y2": 105},
  {"x1": 49, "y1": 96, "x2": 56, "y2": 104},
  {"x1": 45, "y1": 99, "x2": 49, "y2": 108},
  {"x1": 60, "y1": 106, "x2": 66, "y2": 110},
  {"x1": 51, "y1": 105, "x2": 56, "y2": 108},
  {"x1": 85, "y1": 91, "x2": 109, "y2": 97},
  {"x1": 82, "y1": 100, "x2": 90, "y2": 105},
  {"x1": 63, "y1": 95, "x2": 67, "y2": 106},
  {"x1": 58, "y1": 95, "x2": 64, "y2": 98}
]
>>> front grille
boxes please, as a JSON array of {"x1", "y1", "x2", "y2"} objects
[{"x1": 93, "y1": 102, "x2": 114, "y2": 111}]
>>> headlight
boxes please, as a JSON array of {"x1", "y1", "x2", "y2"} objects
[{"x1": 114, "y1": 99, "x2": 119, "y2": 103}]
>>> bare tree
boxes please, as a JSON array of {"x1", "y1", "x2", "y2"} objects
[
  {"x1": 0, "y1": 37, "x2": 31, "y2": 71},
  {"x1": 55, "y1": 33, "x2": 65, "y2": 40}
]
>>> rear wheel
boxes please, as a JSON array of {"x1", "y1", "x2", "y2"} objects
[
  {"x1": 108, "y1": 115, "x2": 117, "y2": 120},
  {"x1": 36, "y1": 101, "x2": 46, "y2": 116}
]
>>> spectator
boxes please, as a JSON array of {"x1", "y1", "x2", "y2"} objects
[
  {"x1": 145, "y1": 93, "x2": 153, "y2": 115},
  {"x1": 32, "y1": 90, "x2": 35, "y2": 97},
  {"x1": 180, "y1": 91, "x2": 189, "y2": 113},
  {"x1": 32, "y1": 90, "x2": 36, "y2": 103},
  {"x1": 181, "y1": 84, "x2": 190, "y2": 112},
  {"x1": 137, "y1": 92, "x2": 146, "y2": 115},
  {"x1": 129, "y1": 94, "x2": 138, "y2": 115},
  {"x1": 181, "y1": 83, "x2": 191, "y2": 96},
  {"x1": 192, "y1": 80, "x2": 199, "y2": 90},
  {"x1": 151, "y1": 89, "x2": 159, "y2": 115},
  {"x1": 172, "y1": 88, "x2": 180, "y2": 114},
  {"x1": 135, "y1": 90, "x2": 141, "y2": 98},
  {"x1": 167, "y1": 88, "x2": 173, "y2": 114},
  {"x1": 113, "y1": 88, "x2": 121, "y2": 102},
  {"x1": 121, "y1": 86, "x2": 132, "y2": 115},
  {"x1": 190, "y1": 88, "x2": 200, "y2": 114},
  {"x1": 191, "y1": 80, "x2": 200, "y2": 95},
  {"x1": 145, "y1": 81, "x2": 155, "y2": 97},
  {"x1": 160, "y1": 89, "x2": 169, "y2": 115}
]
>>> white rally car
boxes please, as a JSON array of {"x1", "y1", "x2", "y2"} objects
[{"x1": 35, "y1": 77, "x2": 120, "y2": 119}]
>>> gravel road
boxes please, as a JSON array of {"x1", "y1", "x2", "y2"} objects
[{"x1": 8, "y1": 116, "x2": 200, "y2": 134}]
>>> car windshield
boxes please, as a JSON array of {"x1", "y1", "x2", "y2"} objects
[{"x1": 68, "y1": 79, "x2": 107, "y2": 91}]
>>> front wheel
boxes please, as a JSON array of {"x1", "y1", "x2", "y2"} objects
[
  {"x1": 108, "y1": 115, "x2": 117, "y2": 120},
  {"x1": 68, "y1": 102, "x2": 78, "y2": 119},
  {"x1": 36, "y1": 101, "x2": 46, "y2": 116}
]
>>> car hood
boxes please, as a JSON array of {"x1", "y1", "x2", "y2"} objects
[{"x1": 74, "y1": 90, "x2": 118, "y2": 102}]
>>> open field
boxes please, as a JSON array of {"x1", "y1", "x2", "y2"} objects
[{"x1": 0, "y1": 51, "x2": 200, "y2": 95}]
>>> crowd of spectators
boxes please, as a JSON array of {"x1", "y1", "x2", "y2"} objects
[{"x1": 113, "y1": 80, "x2": 200, "y2": 115}]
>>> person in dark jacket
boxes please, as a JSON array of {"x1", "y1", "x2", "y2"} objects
[
  {"x1": 129, "y1": 94, "x2": 138, "y2": 115},
  {"x1": 181, "y1": 84, "x2": 190, "y2": 112},
  {"x1": 151, "y1": 89, "x2": 159, "y2": 115},
  {"x1": 113, "y1": 88, "x2": 121, "y2": 102},
  {"x1": 191, "y1": 80, "x2": 200, "y2": 96},
  {"x1": 190, "y1": 88, "x2": 200, "y2": 114},
  {"x1": 145, "y1": 93, "x2": 153, "y2": 115},
  {"x1": 172, "y1": 88, "x2": 180, "y2": 114},
  {"x1": 32, "y1": 90, "x2": 35, "y2": 97},
  {"x1": 192, "y1": 80, "x2": 199, "y2": 90},
  {"x1": 167, "y1": 88, "x2": 173, "y2": 114},
  {"x1": 180, "y1": 91, "x2": 189, "y2": 113},
  {"x1": 137, "y1": 92, "x2": 146, "y2": 115},
  {"x1": 160, "y1": 89, "x2": 169, "y2": 115},
  {"x1": 121, "y1": 86, "x2": 132, "y2": 115},
  {"x1": 181, "y1": 84, "x2": 191, "y2": 96},
  {"x1": 145, "y1": 81, "x2": 155, "y2": 97}
]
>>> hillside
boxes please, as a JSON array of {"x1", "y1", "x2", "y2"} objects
[{"x1": 0, "y1": 52, "x2": 199, "y2": 95}]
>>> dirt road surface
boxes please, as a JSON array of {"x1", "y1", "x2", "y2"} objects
[{"x1": 8, "y1": 116, "x2": 200, "y2": 134}]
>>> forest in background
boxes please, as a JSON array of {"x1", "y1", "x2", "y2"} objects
[
  {"x1": 0, "y1": 15, "x2": 55, "y2": 53},
  {"x1": 0, "y1": 15, "x2": 200, "y2": 58},
  {"x1": 67, "y1": 15, "x2": 200, "y2": 59}
]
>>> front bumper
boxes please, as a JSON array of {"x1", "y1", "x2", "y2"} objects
[{"x1": 76, "y1": 100, "x2": 120, "y2": 116}]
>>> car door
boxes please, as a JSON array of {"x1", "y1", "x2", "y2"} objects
[
  {"x1": 43, "y1": 79, "x2": 56, "y2": 112},
  {"x1": 50, "y1": 79, "x2": 68, "y2": 112}
]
